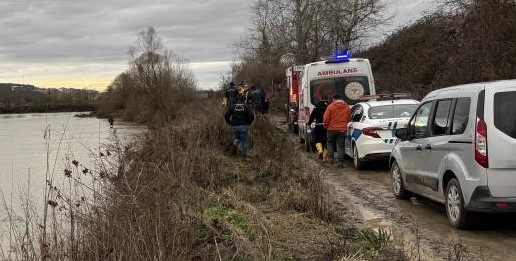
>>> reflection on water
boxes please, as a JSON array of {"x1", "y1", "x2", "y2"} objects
[{"x1": 0, "y1": 112, "x2": 145, "y2": 247}]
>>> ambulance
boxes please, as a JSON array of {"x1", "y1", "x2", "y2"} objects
[
  {"x1": 298, "y1": 52, "x2": 376, "y2": 151},
  {"x1": 286, "y1": 65, "x2": 304, "y2": 133}
]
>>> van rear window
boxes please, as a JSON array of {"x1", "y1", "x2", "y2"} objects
[{"x1": 494, "y1": 91, "x2": 516, "y2": 139}]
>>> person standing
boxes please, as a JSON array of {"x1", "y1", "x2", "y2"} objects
[
  {"x1": 224, "y1": 95, "x2": 255, "y2": 158},
  {"x1": 224, "y1": 82, "x2": 239, "y2": 107},
  {"x1": 308, "y1": 96, "x2": 329, "y2": 160},
  {"x1": 108, "y1": 115, "x2": 115, "y2": 129},
  {"x1": 323, "y1": 94, "x2": 351, "y2": 167},
  {"x1": 247, "y1": 86, "x2": 264, "y2": 113}
]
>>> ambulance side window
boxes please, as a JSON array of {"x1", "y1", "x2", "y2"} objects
[{"x1": 351, "y1": 105, "x2": 364, "y2": 122}]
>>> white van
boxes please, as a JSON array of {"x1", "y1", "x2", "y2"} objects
[
  {"x1": 298, "y1": 53, "x2": 376, "y2": 150},
  {"x1": 391, "y1": 80, "x2": 516, "y2": 228}
]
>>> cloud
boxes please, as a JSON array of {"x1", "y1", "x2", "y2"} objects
[
  {"x1": 0, "y1": 0, "x2": 251, "y2": 89},
  {"x1": 0, "y1": 0, "x2": 436, "y2": 90}
]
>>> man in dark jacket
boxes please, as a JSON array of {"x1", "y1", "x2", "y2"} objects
[
  {"x1": 247, "y1": 86, "x2": 264, "y2": 113},
  {"x1": 225, "y1": 82, "x2": 239, "y2": 107},
  {"x1": 308, "y1": 96, "x2": 329, "y2": 160},
  {"x1": 224, "y1": 95, "x2": 255, "y2": 157}
]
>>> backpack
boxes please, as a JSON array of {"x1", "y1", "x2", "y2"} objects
[
  {"x1": 226, "y1": 88, "x2": 238, "y2": 106},
  {"x1": 232, "y1": 103, "x2": 247, "y2": 122}
]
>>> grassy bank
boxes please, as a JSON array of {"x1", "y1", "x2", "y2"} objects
[{"x1": 3, "y1": 97, "x2": 401, "y2": 260}]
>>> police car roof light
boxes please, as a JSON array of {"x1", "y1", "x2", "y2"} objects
[
  {"x1": 360, "y1": 93, "x2": 412, "y2": 101},
  {"x1": 378, "y1": 93, "x2": 412, "y2": 100}
]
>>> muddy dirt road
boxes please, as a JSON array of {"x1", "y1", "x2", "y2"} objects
[{"x1": 275, "y1": 118, "x2": 516, "y2": 260}]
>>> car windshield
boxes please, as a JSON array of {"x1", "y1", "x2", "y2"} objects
[
  {"x1": 369, "y1": 104, "x2": 418, "y2": 119},
  {"x1": 310, "y1": 76, "x2": 370, "y2": 105}
]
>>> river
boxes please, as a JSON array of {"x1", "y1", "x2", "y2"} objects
[{"x1": 0, "y1": 112, "x2": 144, "y2": 252}]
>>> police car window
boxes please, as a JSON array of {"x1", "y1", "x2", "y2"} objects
[
  {"x1": 412, "y1": 102, "x2": 432, "y2": 139},
  {"x1": 368, "y1": 104, "x2": 418, "y2": 120},
  {"x1": 310, "y1": 76, "x2": 370, "y2": 106},
  {"x1": 451, "y1": 97, "x2": 471, "y2": 135},
  {"x1": 351, "y1": 105, "x2": 364, "y2": 122},
  {"x1": 432, "y1": 100, "x2": 452, "y2": 136},
  {"x1": 494, "y1": 91, "x2": 516, "y2": 139}
]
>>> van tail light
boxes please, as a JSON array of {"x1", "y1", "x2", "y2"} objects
[
  {"x1": 475, "y1": 117, "x2": 489, "y2": 168},
  {"x1": 363, "y1": 127, "x2": 382, "y2": 139}
]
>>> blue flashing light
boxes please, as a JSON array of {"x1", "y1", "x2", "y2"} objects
[{"x1": 332, "y1": 50, "x2": 352, "y2": 62}]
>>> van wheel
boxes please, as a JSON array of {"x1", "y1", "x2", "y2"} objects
[
  {"x1": 353, "y1": 146, "x2": 364, "y2": 170},
  {"x1": 391, "y1": 162, "x2": 410, "y2": 199},
  {"x1": 445, "y1": 179, "x2": 474, "y2": 229}
]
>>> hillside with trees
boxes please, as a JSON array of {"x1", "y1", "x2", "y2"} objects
[
  {"x1": 0, "y1": 83, "x2": 98, "y2": 114},
  {"x1": 363, "y1": 0, "x2": 516, "y2": 97}
]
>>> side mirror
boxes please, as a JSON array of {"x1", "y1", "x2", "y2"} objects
[{"x1": 395, "y1": 128, "x2": 410, "y2": 141}]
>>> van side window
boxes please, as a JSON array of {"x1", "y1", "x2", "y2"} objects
[
  {"x1": 409, "y1": 102, "x2": 433, "y2": 139},
  {"x1": 451, "y1": 98, "x2": 471, "y2": 135},
  {"x1": 432, "y1": 100, "x2": 452, "y2": 136}
]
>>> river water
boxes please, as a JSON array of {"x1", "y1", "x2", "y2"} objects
[{"x1": 0, "y1": 112, "x2": 144, "y2": 250}]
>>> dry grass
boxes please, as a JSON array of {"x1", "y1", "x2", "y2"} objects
[
  {"x1": 0, "y1": 98, "x2": 341, "y2": 260},
  {"x1": 1, "y1": 98, "x2": 410, "y2": 260}
]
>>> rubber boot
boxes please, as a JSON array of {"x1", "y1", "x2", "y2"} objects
[
  {"x1": 316, "y1": 143, "x2": 324, "y2": 160},
  {"x1": 323, "y1": 149, "x2": 329, "y2": 161}
]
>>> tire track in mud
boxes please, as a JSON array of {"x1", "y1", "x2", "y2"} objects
[
  {"x1": 272, "y1": 117, "x2": 491, "y2": 260},
  {"x1": 322, "y1": 165, "x2": 448, "y2": 260}
]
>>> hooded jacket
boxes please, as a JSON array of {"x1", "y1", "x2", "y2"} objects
[
  {"x1": 308, "y1": 100, "x2": 328, "y2": 126},
  {"x1": 224, "y1": 102, "x2": 255, "y2": 126},
  {"x1": 323, "y1": 99, "x2": 351, "y2": 132}
]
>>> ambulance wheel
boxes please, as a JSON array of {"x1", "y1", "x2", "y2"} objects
[{"x1": 353, "y1": 145, "x2": 364, "y2": 170}]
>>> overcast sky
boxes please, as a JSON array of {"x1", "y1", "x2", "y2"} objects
[{"x1": 0, "y1": 0, "x2": 435, "y2": 90}]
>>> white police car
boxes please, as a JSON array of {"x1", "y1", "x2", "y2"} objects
[{"x1": 345, "y1": 97, "x2": 419, "y2": 170}]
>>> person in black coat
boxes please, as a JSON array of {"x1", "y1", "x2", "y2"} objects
[
  {"x1": 225, "y1": 82, "x2": 239, "y2": 107},
  {"x1": 307, "y1": 96, "x2": 329, "y2": 160},
  {"x1": 224, "y1": 95, "x2": 255, "y2": 157},
  {"x1": 247, "y1": 86, "x2": 264, "y2": 113}
]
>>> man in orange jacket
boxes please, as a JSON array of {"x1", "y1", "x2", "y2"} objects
[{"x1": 323, "y1": 94, "x2": 351, "y2": 167}]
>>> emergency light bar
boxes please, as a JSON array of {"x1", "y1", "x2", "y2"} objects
[
  {"x1": 360, "y1": 93, "x2": 412, "y2": 101},
  {"x1": 324, "y1": 50, "x2": 353, "y2": 63}
]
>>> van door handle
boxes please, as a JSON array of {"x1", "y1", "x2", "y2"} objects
[
  {"x1": 416, "y1": 145, "x2": 422, "y2": 151},
  {"x1": 425, "y1": 144, "x2": 432, "y2": 150}
]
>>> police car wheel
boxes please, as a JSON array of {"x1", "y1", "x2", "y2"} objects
[
  {"x1": 391, "y1": 162, "x2": 410, "y2": 199},
  {"x1": 353, "y1": 146, "x2": 363, "y2": 170}
]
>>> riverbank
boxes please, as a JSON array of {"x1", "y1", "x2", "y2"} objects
[
  {"x1": 0, "y1": 104, "x2": 95, "y2": 114},
  {"x1": 26, "y1": 99, "x2": 403, "y2": 260}
]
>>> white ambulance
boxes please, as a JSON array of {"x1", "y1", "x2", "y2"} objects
[{"x1": 298, "y1": 52, "x2": 376, "y2": 151}]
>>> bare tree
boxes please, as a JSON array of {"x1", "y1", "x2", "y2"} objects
[{"x1": 129, "y1": 27, "x2": 196, "y2": 121}]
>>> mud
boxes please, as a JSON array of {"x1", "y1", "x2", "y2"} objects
[{"x1": 274, "y1": 117, "x2": 516, "y2": 260}]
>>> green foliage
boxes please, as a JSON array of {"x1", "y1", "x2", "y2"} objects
[
  {"x1": 203, "y1": 205, "x2": 250, "y2": 238},
  {"x1": 356, "y1": 228, "x2": 392, "y2": 257}
]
